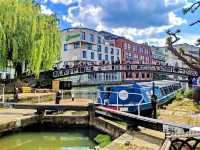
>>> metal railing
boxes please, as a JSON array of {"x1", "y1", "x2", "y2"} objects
[
  {"x1": 52, "y1": 64, "x2": 198, "y2": 79},
  {"x1": 59, "y1": 89, "x2": 98, "y2": 103}
]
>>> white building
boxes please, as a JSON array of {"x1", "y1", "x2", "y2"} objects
[{"x1": 60, "y1": 28, "x2": 122, "y2": 85}]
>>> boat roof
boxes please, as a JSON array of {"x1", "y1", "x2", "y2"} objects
[{"x1": 102, "y1": 80, "x2": 180, "y2": 89}]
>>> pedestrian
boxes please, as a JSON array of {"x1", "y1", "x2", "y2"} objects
[
  {"x1": 194, "y1": 76, "x2": 200, "y2": 103},
  {"x1": 192, "y1": 77, "x2": 197, "y2": 86},
  {"x1": 71, "y1": 92, "x2": 75, "y2": 101},
  {"x1": 14, "y1": 87, "x2": 19, "y2": 102},
  {"x1": 55, "y1": 91, "x2": 61, "y2": 104},
  {"x1": 197, "y1": 76, "x2": 200, "y2": 85}
]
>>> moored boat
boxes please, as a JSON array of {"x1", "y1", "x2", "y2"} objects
[{"x1": 97, "y1": 80, "x2": 182, "y2": 113}]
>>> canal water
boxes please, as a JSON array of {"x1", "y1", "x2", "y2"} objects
[{"x1": 0, "y1": 128, "x2": 97, "y2": 150}]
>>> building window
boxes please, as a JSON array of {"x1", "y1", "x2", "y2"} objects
[
  {"x1": 147, "y1": 73, "x2": 150, "y2": 78},
  {"x1": 81, "y1": 32, "x2": 85, "y2": 40},
  {"x1": 111, "y1": 56, "x2": 114, "y2": 62},
  {"x1": 74, "y1": 42, "x2": 80, "y2": 49},
  {"x1": 105, "y1": 55, "x2": 108, "y2": 61},
  {"x1": 89, "y1": 34, "x2": 94, "y2": 42},
  {"x1": 87, "y1": 43, "x2": 92, "y2": 50},
  {"x1": 116, "y1": 49, "x2": 119, "y2": 55},
  {"x1": 82, "y1": 51, "x2": 87, "y2": 58},
  {"x1": 136, "y1": 73, "x2": 139, "y2": 78},
  {"x1": 111, "y1": 48, "x2": 114, "y2": 54},
  {"x1": 105, "y1": 47, "x2": 108, "y2": 53},
  {"x1": 97, "y1": 36, "x2": 101, "y2": 44},
  {"x1": 126, "y1": 72, "x2": 132, "y2": 78},
  {"x1": 142, "y1": 73, "x2": 145, "y2": 78},
  {"x1": 64, "y1": 44, "x2": 68, "y2": 51},
  {"x1": 97, "y1": 45, "x2": 101, "y2": 52},
  {"x1": 91, "y1": 52, "x2": 94, "y2": 59},
  {"x1": 98, "y1": 54, "x2": 102, "y2": 60},
  {"x1": 123, "y1": 43, "x2": 128, "y2": 49},
  {"x1": 128, "y1": 44, "x2": 131, "y2": 50}
]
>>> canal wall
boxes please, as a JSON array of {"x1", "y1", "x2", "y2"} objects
[
  {"x1": 0, "y1": 109, "x2": 126, "y2": 140},
  {"x1": 91, "y1": 117, "x2": 126, "y2": 139},
  {"x1": 0, "y1": 114, "x2": 39, "y2": 136}
]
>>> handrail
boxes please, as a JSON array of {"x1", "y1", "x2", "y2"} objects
[{"x1": 52, "y1": 64, "x2": 198, "y2": 78}]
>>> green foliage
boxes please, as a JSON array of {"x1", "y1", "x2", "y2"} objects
[
  {"x1": 184, "y1": 89, "x2": 193, "y2": 99},
  {"x1": 0, "y1": 0, "x2": 61, "y2": 77},
  {"x1": 176, "y1": 90, "x2": 184, "y2": 100},
  {"x1": 94, "y1": 134, "x2": 112, "y2": 148}
]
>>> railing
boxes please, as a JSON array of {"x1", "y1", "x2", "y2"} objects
[
  {"x1": 52, "y1": 64, "x2": 198, "y2": 78},
  {"x1": 59, "y1": 89, "x2": 97, "y2": 103}
]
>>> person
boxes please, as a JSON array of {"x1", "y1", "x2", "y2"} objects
[
  {"x1": 55, "y1": 91, "x2": 61, "y2": 104},
  {"x1": 192, "y1": 77, "x2": 197, "y2": 87},
  {"x1": 197, "y1": 76, "x2": 200, "y2": 85},
  {"x1": 193, "y1": 76, "x2": 200, "y2": 103},
  {"x1": 13, "y1": 87, "x2": 19, "y2": 102},
  {"x1": 188, "y1": 76, "x2": 193, "y2": 88}
]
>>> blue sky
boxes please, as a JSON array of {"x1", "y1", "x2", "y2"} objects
[{"x1": 37, "y1": 0, "x2": 200, "y2": 46}]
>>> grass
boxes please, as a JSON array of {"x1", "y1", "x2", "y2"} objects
[
  {"x1": 159, "y1": 95, "x2": 200, "y2": 126},
  {"x1": 94, "y1": 134, "x2": 112, "y2": 148}
]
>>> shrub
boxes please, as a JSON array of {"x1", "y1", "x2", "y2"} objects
[
  {"x1": 176, "y1": 90, "x2": 184, "y2": 100},
  {"x1": 94, "y1": 134, "x2": 112, "y2": 148},
  {"x1": 184, "y1": 89, "x2": 193, "y2": 99}
]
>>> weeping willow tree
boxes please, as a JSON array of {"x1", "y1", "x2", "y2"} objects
[{"x1": 0, "y1": 0, "x2": 61, "y2": 78}]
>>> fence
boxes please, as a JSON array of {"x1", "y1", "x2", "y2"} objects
[{"x1": 60, "y1": 89, "x2": 97, "y2": 103}]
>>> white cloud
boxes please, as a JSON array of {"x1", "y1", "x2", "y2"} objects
[
  {"x1": 164, "y1": 0, "x2": 188, "y2": 6},
  {"x1": 168, "y1": 12, "x2": 187, "y2": 26},
  {"x1": 62, "y1": 0, "x2": 193, "y2": 47},
  {"x1": 64, "y1": 4, "x2": 103, "y2": 27},
  {"x1": 41, "y1": 5, "x2": 54, "y2": 15},
  {"x1": 49, "y1": 0, "x2": 79, "y2": 5}
]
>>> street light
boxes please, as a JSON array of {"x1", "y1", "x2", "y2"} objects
[{"x1": 151, "y1": 80, "x2": 157, "y2": 119}]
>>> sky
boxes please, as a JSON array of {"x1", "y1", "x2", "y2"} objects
[{"x1": 36, "y1": 0, "x2": 200, "y2": 47}]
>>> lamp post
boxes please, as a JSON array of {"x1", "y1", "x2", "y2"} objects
[{"x1": 151, "y1": 79, "x2": 157, "y2": 119}]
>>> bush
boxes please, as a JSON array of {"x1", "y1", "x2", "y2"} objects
[
  {"x1": 176, "y1": 90, "x2": 184, "y2": 100},
  {"x1": 184, "y1": 89, "x2": 193, "y2": 99},
  {"x1": 94, "y1": 134, "x2": 112, "y2": 148}
]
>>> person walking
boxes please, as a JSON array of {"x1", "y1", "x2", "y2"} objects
[
  {"x1": 55, "y1": 91, "x2": 62, "y2": 104},
  {"x1": 13, "y1": 87, "x2": 19, "y2": 102}
]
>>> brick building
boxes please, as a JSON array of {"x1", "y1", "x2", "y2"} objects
[
  {"x1": 115, "y1": 38, "x2": 153, "y2": 81},
  {"x1": 99, "y1": 31, "x2": 153, "y2": 81}
]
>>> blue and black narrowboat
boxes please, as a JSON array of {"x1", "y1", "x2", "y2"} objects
[{"x1": 97, "y1": 80, "x2": 182, "y2": 112}]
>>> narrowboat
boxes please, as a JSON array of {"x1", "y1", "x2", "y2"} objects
[{"x1": 97, "y1": 80, "x2": 182, "y2": 112}]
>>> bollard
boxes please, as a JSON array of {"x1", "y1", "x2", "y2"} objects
[{"x1": 71, "y1": 92, "x2": 74, "y2": 101}]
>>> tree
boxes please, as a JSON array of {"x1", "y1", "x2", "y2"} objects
[
  {"x1": 0, "y1": 0, "x2": 61, "y2": 78},
  {"x1": 166, "y1": 1, "x2": 200, "y2": 75}
]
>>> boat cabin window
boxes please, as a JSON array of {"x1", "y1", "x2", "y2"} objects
[
  {"x1": 160, "y1": 88, "x2": 166, "y2": 96},
  {"x1": 163, "y1": 87, "x2": 170, "y2": 95},
  {"x1": 169, "y1": 85, "x2": 173, "y2": 92}
]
